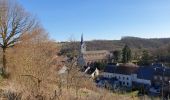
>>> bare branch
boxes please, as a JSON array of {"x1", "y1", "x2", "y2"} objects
[{"x1": 0, "y1": 0, "x2": 38, "y2": 72}]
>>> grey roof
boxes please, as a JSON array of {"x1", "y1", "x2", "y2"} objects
[
  {"x1": 104, "y1": 64, "x2": 170, "y2": 80},
  {"x1": 136, "y1": 64, "x2": 170, "y2": 80},
  {"x1": 104, "y1": 65, "x2": 117, "y2": 73},
  {"x1": 137, "y1": 66, "x2": 155, "y2": 80},
  {"x1": 104, "y1": 64, "x2": 138, "y2": 75}
]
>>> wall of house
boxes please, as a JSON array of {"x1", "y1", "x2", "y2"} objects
[
  {"x1": 102, "y1": 72, "x2": 115, "y2": 78},
  {"x1": 91, "y1": 68, "x2": 99, "y2": 78},
  {"x1": 116, "y1": 74, "x2": 132, "y2": 87},
  {"x1": 102, "y1": 72, "x2": 152, "y2": 87},
  {"x1": 132, "y1": 74, "x2": 151, "y2": 86},
  {"x1": 102, "y1": 72, "x2": 132, "y2": 87},
  {"x1": 135, "y1": 79, "x2": 151, "y2": 85}
]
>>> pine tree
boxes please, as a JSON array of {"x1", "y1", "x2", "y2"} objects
[{"x1": 122, "y1": 45, "x2": 132, "y2": 63}]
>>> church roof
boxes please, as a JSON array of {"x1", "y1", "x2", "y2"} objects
[
  {"x1": 83, "y1": 50, "x2": 110, "y2": 61},
  {"x1": 83, "y1": 50, "x2": 109, "y2": 54}
]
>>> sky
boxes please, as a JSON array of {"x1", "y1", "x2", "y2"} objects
[{"x1": 18, "y1": 0, "x2": 170, "y2": 41}]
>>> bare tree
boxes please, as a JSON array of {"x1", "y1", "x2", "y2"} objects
[
  {"x1": 0, "y1": 0, "x2": 37, "y2": 75},
  {"x1": 6, "y1": 27, "x2": 58, "y2": 99}
]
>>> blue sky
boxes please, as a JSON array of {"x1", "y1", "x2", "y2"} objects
[{"x1": 18, "y1": 0, "x2": 170, "y2": 41}]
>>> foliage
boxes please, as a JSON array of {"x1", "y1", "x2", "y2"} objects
[
  {"x1": 0, "y1": 0, "x2": 37, "y2": 76},
  {"x1": 139, "y1": 50, "x2": 151, "y2": 65},
  {"x1": 122, "y1": 45, "x2": 132, "y2": 63},
  {"x1": 60, "y1": 41, "x2": 79, "y2": 58},
  {"x1": 93, "y1": 62, "x2": 106, "y2": 70},
  {"x1": 3, "y1": 91, "x2": 22, "y2": 100},
  {"x1": 113, "y1": 50, "x2": 122, "y2": 62},
  {"x1": 152, "y1": 44, "x2": 170, "y2": 64},
  {"x1": 7, "y1": 27, "x2": 58, "y2": 94}
]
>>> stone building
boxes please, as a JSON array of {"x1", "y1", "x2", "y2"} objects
[{"x1": 78, "y1": 34, "x2": 111, "y2": 66}]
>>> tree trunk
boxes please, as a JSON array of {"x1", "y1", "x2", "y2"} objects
[{"x1": 2, "y1": 47, "x2": 6, "y2": 76}]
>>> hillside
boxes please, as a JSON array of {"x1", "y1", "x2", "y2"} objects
[
  {"x1": 121, "y1": 37, "x2": 170, "y2": 49},
  {"x1": 61, "y1": 37, "x2": 170, "y2": 51}
]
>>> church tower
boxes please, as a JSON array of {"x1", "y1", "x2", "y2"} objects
[
  {"x1": 77, "y1": 34, "x2": 86, "y2": 67},
  {"x1": 80, "y1": 34, "x2": 86, "y2": 53}
]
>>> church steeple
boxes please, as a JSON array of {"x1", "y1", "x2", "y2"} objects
[
  {"x1": 80, "y1": 34, "x2": 86, "y2": 53},
  {"x1": 81, "y1": 34, "x2": 84, "y2": 45}
]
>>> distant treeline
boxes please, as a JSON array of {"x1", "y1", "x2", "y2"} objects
[
  {"x1": 60, "y1": 37, "x2": 170, "y2": 64},
  {"x1": 60, "y1": 36, "x2": 170, "y2": 51}
]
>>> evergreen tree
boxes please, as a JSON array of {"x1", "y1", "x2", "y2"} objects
[
  {"x1": 122, "y1": 45, "x2": 132, "y2": 63},
  {"x1": 139, "y1": 50, "x2": 150, "y2": 65}
]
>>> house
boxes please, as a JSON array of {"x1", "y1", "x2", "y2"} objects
[
  {"x1": 134, "y1": 64, "x2": 170, "y2": 88},
  {"x1": 153, "y1": 65, "x2": 170, "y2": 86},
  {"x1": 133, "y1": 66, "x2": 155, "y2": 88},
  {"x1": 150, "y1": 64, "x2": 170, "y2": 97},
  {"x1": 101, "y1": 63, "x2": 170, "y2": 92},
  {"x1": 102, "y1": 63, "x2": 139, "y2": 87},
  {"x1": 84, "y1": 66, "x2": 99, "y2": 78}
]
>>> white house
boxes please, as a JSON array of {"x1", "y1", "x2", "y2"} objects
[
  {"x1": 102, "y1": 64, "x2": 138, "y2": 87},
  {"x1": 102, "y1": 64, "x2": 156, "y2": 88},
  {"x1": 84, "y1": 66, "x2": 99, "y2": 78}
]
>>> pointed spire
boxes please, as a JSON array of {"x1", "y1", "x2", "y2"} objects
[
  {"x1": 80, "y1": 33, "x2": 86, "y2": 53},
  {"x1": 81, "y1": 33, "x2": 83, "y2": 45}
]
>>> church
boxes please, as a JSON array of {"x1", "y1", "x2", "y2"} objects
[{"x1": 78, "y1": 34, "x2": 111, "y2": 67}]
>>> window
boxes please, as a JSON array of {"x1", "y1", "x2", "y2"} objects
[
  {"x1": 127, "y1": 83, "x2": 129, "y2": 85},
  {"x1": 119, "y1": 76, "x2": 121, "y2": 79},
  {"x1": 120, "y1": 82, "x2": 122, "y2": 85},
  {"x1": 123, "y1": 82, "x2": 125, "y2": 85},
  {"x1": 123, "y1": 77, "x2": 125, "y2": 80},
  {"x1": 127, "y1": 78, "x2": 129, "y2": 80}
]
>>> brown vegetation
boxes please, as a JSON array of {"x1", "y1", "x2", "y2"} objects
[{"x1": 0, "y1": 0, "x2": 37, "y2": 75}]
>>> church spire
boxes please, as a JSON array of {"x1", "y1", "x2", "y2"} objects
[{"x1": 81, "y1": 33, "x2": 83, "y2": 45}]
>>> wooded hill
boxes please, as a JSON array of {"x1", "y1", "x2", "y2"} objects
[{"x1": 61, "y1": 36, "x2": 170, "y2": 52}]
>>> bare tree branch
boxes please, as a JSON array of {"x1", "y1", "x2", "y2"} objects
[{"x1": 0, "y1": 0, "x2": 38, "y2": 73}]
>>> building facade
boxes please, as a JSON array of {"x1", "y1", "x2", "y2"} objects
[
  {"x1": 102, "y1": 64, "x2": 138, "y2": 87},
  {"x1": 101, "y1": 63, "x2": 170, "y2": 89}
]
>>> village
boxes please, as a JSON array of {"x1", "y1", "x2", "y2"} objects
[
  {"x1": 1, "y1": 0, "x2": 170, "y2": 100},
  {"x1": 68, "y1": 35, "x2": 170, "y2": 99}
]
